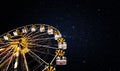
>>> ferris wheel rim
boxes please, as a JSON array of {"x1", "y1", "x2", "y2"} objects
[{"x1": 0, "y1": 23, "x2": 67, "y2": 71}]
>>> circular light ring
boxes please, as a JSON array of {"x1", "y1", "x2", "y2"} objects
[{"x1": 0, "y1": 24, "x2": 67, "y2": 71}]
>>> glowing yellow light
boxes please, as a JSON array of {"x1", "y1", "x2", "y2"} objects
[
  {"x1": 0, "y1": 48, "x2": 5, "y2": 52},
  {"x1": 0, "y1": 38, "x2": 2, "y2": 43},
  {"x1": 55, "y1": 50, "x2": 65, "y2": 56},
  {"x1": 45, "y1": 65, "x2": 56, "y2": 71},
  {"x1": 21, "y1": 48, "x2": 29, "y2": 54},
  {"x1": 57, "y1": 37, "x2": 65, "y2": 43}
]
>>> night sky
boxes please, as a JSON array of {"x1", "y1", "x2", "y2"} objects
[{"x1": 0, "y1": 0, "x2": 120, "y2": 71}]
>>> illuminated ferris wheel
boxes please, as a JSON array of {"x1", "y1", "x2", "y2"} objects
[{"x1": 0, "y1": 24, "x2": 67, "y2": 71}]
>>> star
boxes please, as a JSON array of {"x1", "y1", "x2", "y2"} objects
[
  {"x1": 97, "y1": 8, "x2": 101, "y2": 12},
  {"x1": 82, "y1": 60, "x2": 86, "y2": 64},
  {"x1": 72, "y1": 26, "x2": 75, "y2": 29}
]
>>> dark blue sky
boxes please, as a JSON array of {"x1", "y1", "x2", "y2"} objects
[{"x1": 0, "y1": 0, "x2": 120, "y2": 71}]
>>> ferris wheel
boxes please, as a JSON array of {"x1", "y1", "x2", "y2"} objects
[{"x1": 0, "y1": 24, "x2": 67, "y2": 71}]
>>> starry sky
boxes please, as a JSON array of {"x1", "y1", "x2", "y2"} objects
[{"x1": 0, "y1": 0, "x2": 120, "y2": 71}]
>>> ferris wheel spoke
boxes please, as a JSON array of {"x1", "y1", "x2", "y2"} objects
[
  {"x1": 30, "y1": 33, "x2": 48, "y2": 39},
  {"x1": 0, "y1": 54, "x2": 13, "y2": 69},
  {"x1": 32, "y1": 54, "x2": 49, "y2": 70},
  {"x1": 5, "y1": 55, "x2": 13, "y2": 71},
  {"x1": 0, "y1": 40, "x2": 13, "y2": 45},
  {"x1": 29, "y1": 43, "x2": 58, "y2": 50},
  {"x1": 25, "y1": 31, "x2": 34, "y2": 37},
  {"x1": 0, "y1": 54, "x2": 11, "y2": 64},
  {"x1": 29, "y1": 37, "x2": 55, "y2": 42},
  {"x1": 0, "y1": 43, "x2": 11, "y2": 48},
  {"x1": 0, "y1": 42, "x2": 7, "y2": 45},
  {"x1": 42, "y1": 66, "x2": 49, "y2": 71},
  {"x1": 50, "y1": 54, "x2": 57, "y2": 65},
  {"x1": 0, "y1": 49, "x2": 13, "y2": 64},
  {"x1": 0, "y1": 46, "x2": 13, "y2": 59},
  {"x1": 22, "y1": 54, "x2": 29, "y2": 71},
  {"x1": 0, "y1": 46, "x2": 12, "y2": 56},
  {"x1": 29, "y1": 58, "x2": 45, "y2": 70},
  {"x1": 27, "y1": 30, "x2": 40, "y2": 37},
  {"x1": 28, "y1": 50, "x2": 49, "y2": 66},
  {"x1": 32, "y1": 62, "x2": 44, "y2": 71},
  {"x1": 5, "y1": 51, "x2": 15, "y2": 71},
  {"x1": 0, "y1": 43, "x2": 10, "y2": 48},
  {"x1": 31, "y1": 49, "x2": 55, "y2": 56}
]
